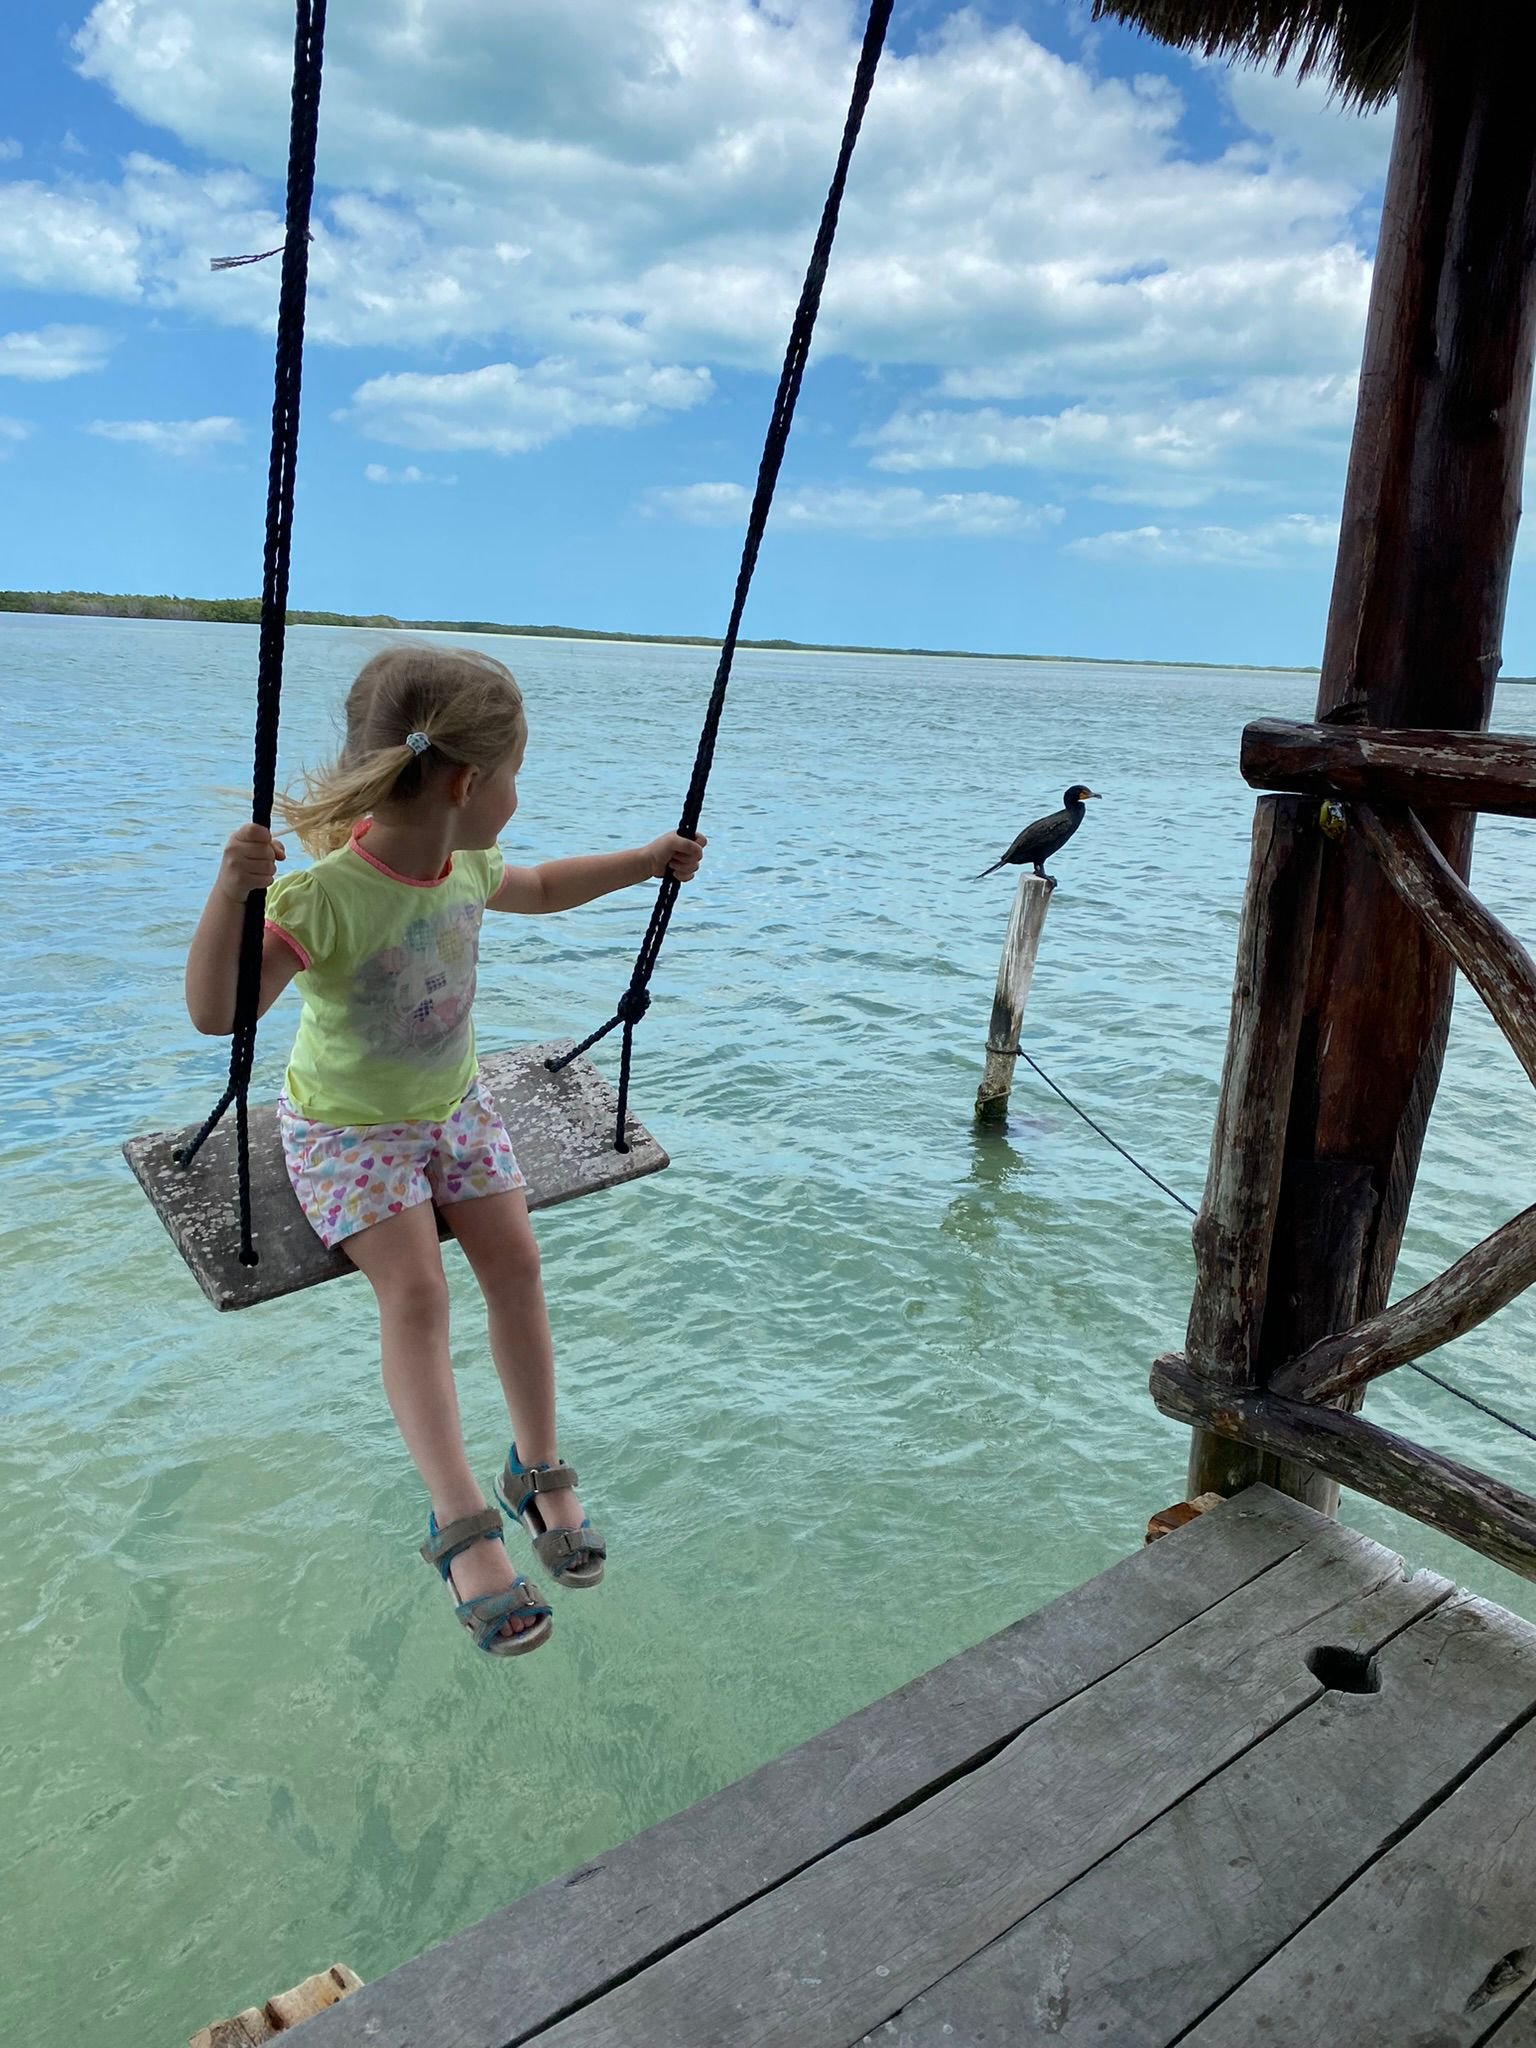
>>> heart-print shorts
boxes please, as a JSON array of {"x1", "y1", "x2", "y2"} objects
[{"x1": 277, "y1": 1071, "x2": 527, "y2": 1248}]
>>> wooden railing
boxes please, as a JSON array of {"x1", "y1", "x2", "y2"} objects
[{"x1": 1153, "y1": 720, "x2": 1536, "y2": 1582}]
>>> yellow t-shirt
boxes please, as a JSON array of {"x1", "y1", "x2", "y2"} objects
[{"x1": 265, "y1": 822, "x2": 505, "y2": 1126}]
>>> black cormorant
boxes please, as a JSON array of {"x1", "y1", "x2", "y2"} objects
[{"x1": 975, "y1": 785, "x2": 1101, "y2": 881}]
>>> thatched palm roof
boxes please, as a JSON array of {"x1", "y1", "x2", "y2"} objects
[{"x1": 1091, "y1": 3, "x2": 1412, "y2": 108}]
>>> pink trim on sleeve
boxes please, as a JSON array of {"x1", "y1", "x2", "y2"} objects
[{"x1": 265, "y1": 919, "x2": 311, "y2": 970}]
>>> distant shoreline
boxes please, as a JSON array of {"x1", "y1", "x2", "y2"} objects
[{"x1": 0, "y1": 588, "x2": 1324, "y2": 676}]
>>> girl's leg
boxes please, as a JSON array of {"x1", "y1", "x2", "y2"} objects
[
  {"x1": 343, "y1": 1204, "x2": 537, "y2": 1635},
  {"x1": 442, "y1": 1190, "x2": 585, "y2": 1535}
]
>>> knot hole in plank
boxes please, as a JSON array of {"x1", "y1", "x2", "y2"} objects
[
  {"x1": 1466, "y1": 1946, "x2": 1536, "y2": 2013},
  {"x1": 1304, "y1": 1644, "x2": 1382, "y2": 1694}
]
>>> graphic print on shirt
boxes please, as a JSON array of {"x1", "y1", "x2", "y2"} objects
[{"x1": 349, "y1": 901, "x2": 485, "y2": 1063}]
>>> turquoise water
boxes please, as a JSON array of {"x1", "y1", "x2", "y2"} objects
[{"x1": 5, "y1": 614, "x2": 1535, "y2": 2044}]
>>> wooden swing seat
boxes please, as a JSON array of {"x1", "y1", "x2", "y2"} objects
[{"x1": 123, "y1": 1041, "x2": 667, "y2": 1312}]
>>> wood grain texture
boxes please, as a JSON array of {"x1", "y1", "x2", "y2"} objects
[
  {"x1": 1180, "y1": 1701, "x2": 1536, "y2": 2047},
  {"x1": 1186, "y1": 797, "x2": 1322, "y2": 1391},
  {"x1": 527, "y1": 1524, "x2": 1426, "y2": 2048},
  {"x1": 1153, "y1": 1352, "x2": 1536, "y2": 1580},
  {"x1": 264, "y1": 1966, "x2": 362, "y2": 2027},
  {"x1": 975, "y1": 874, "x2": 1052, "y2": 1122},
  {"x1": 123, "y1": 1042, "x2": 668, "y2": 1310},
  {"x1": 1183, "y1": 798, "x2": 1326, "y2": 1501},
  {"x1": 1257, "y1": 0, "x2": 1536, "y2": 1428},
  {"x1": 294, "y1": 1490, "x2": 1331, "y2": 2048},
  {"x1": 190, "y1": 1966, "x2": 363, "y2": 2046},
  {"x1": 1486, "y1": 1987, "x2": 1536, "y2": 2043},
  {"x1": 1355, "y1": 802, "x2": 1536, "y2": 1088},
  {"x1": 850, "y1": 1589, "x2": 1536, "y2": 2048},
  {"x1": 1273, "y1": 1200, "x2": 1536, "y2": 1402},
  {"x1": 189, "y1": 2017, "x2": 272, "y2": 2048},
  {"x1": 1241, "y1": 718, "x2": 1536, "y2": 820}
]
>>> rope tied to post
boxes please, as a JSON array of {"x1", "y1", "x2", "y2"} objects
[
  {"x1": 173, "y1": 0, "x2": 329, "y2": 1267},
  {"x1": 1003, "y1": 1042, "x2": 1536, "y2": 1448},
  {"x1": 547, "y1": 0, "x2": 895, "y2": 1153}
]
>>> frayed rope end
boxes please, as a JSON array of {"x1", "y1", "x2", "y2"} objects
[{"x1": 211, "y1": 231, "x2": 313, "y2": 272}]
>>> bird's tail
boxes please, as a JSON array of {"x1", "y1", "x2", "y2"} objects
[{"x1": 972, "y1": 859, "x2": 1004, "y2": 880}]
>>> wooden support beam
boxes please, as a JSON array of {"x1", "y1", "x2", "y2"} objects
[
  {"x1": 1182, "y1": 796, "x2": 1323, "y2": 1501},
  {"x1": 1353, "y1": 803, "x2": 1536, "y2": 1089},
  {"x1": 974, "y1": 874, "x2": 1052, "y2": 1124},
  {"x1": 1151, "y1": 1352, "x2": 1536, "y2": 1581},
  {"x1": 1272, "y1": 1201, "x2": 1536, "y2": 1404},
  {"x1": 1269, "y1": 799, "x2": 1536, "y2": 1407},
  {"x1": 1243, "y1": 2, "x2": 1536, "y2": 1545},
  {"x1": 1242, "y1": 719, "x2": 1536, "y2": 821},
  {"x1": 190, "y1": 1965, "x2": 362, "y2": 2047},
  {"x1": 1145, "y1": 1492, "x2": 1224, "y2": 1543}
]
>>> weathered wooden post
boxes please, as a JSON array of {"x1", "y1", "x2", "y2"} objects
[
  {"x1": 1222, "y1": 0, "x2": 1536, "y2": 1509},
  {"x1": 1182, "y1": 796, "x2": 1325, "y2": 1499},
  {"x1": 190, "y1": 1964, "x2": 363, "y2": 2046},
  {"x1": 975, "y1": 874, "x2": 1053, "y2": 1123},
  {"x1": 1100, "y1": 0, "x2": 1536, "y2": 1513}
]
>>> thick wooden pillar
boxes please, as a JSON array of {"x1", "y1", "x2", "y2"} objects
[{"x1": 1188, "y1": 1, "x2": 1536, "y2": 1505}]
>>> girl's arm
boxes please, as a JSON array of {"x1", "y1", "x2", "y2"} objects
[
  {"x1": 185, "y1": 825, "x2": 303, "y2": 1034},
  {"x1": 488, "y1": 831, "x2": 706, "y2": 915}
]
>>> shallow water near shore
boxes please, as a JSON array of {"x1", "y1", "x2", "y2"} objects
[{"x1": 4, "y1": 614, "x2": 1535, "y2": 2045}]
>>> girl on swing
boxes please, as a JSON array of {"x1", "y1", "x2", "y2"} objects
[{"x1": 184, "y1": 644, "x2": 705, "y2": 1659}]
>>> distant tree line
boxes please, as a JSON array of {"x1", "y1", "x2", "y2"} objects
[
  {"x1": 0, "y1": 590, "x2": 402, "y2": 628},
  {"x1": 0, "y1": 588, "x2": 1331, "y2": 673}
]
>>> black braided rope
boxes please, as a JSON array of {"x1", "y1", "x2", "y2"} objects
[
  {"x1": 548, "y1": 0, "x2": 895, "y2": 1151},
  {"x1": 174, "y1": 0, "x2": 328, "y2": 1269},
  {"x1": 1006, "y1": 1043, "x2": 1536, "y2": 1448}
]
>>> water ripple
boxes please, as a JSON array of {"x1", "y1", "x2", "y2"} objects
[{"x1": 4, "y1": 617, "x2": 1535, "y2": 2046}]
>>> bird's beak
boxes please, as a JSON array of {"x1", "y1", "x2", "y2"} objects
[{"x1": 1085, "y1": 790, "x2": 1102, "y2": 799}]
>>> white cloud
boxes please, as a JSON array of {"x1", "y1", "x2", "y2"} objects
[
  {"x1": 867, "y1": 375, "x2": 1358, "y2": 508},
  {"x1": 643, "y1": 481, "x2": 1063, "y2": 539},
  {"x1": 0, "y1": 139, "x2": 20, "y2": 163},
  {"x1": 364, "y1": 462, "x2": 456, "y2": 485},
  {"x1": 1222, "y1": 64, "x2": 1393, "y2": 189},
  {"x1": 86, "y1": 415, "x2": 245, "y2": 456},
  {"x1": 0, "y1": 324, "x2": 112, "y2": 380},
  {"x1": 0, "y1": 2, "x2": 1388, "y2": 495},
  {"x1": 38, "y1": 4, "x2": 1377, "y2": 382},
  {"x1": 0, "y1": 417, "x2": 30, "y2": 457},
  {"x1": 0, "y1": 177, "x2": 142, "y2": 295},
  {"x1": 1068, "y1": 512, "x2": 1339, "y2": 568},
  {"x1": 345, "y1": 358, "x2": 711, "y2": 455}
]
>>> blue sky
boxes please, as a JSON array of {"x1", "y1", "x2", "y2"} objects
[{"x1": 3, "y1": 1, "x2": 1532, "y2": 669}]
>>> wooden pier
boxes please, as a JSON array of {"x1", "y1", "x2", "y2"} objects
[{"x1": 294, "y1": 1486, "x2": 1536, "y2": 2047}]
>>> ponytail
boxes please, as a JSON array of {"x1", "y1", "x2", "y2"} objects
[
  {"x1": 275, "y1": 643, "x2": 526, "y2": 855},
  {"x1": 277, "y1": 741, "x2": 424, "y2": 854}
]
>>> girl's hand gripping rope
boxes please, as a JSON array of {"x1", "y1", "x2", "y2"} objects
[
  {"x1": 648, "y1": 831, "x2": 707, "y2": 883},
  {"x1": 218, "y1": 823, "x2": 287, "y2": 904}
]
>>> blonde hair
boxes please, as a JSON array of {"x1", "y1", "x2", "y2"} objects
[{"x1": 279, "y1": 644, "x2": 527, "y2": 854}]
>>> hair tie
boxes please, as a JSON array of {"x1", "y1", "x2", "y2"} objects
[{"x1": 404, "y1": 731, "x2": 430, "y2": 756}]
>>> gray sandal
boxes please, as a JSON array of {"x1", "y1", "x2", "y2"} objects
[
  {"x1": 495, "y1": 1446, "x2": 607, "y2": 1590},
  {"x1": 420, "y1": 1506, "x2": 554, "y2": 1656}
]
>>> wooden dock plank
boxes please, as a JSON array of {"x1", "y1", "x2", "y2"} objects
[
  {"x1": 295, "y1": 1488, "x2": 1331, "y2": 2048},
  {"x1": 853, "y1": 1589, "x2": 1536, "y2": 2046},
  {"x1": 1486, "y1": 1986, "x2": 1536, "y2": 2042},
  {"x1": 123, "y1": 1042, "x2": 668, "y2": 1310},
  {"x1": 525, "y1": 1519, "x2": 1437, "y2": 2048},
  {"x1": 1179, "y1": 1638, "x2": 1536, "y2": 2047}
]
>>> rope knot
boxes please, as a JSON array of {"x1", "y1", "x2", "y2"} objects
[{"x1": 616, "y1": 986, "x2": 651, "y2": 1026}]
